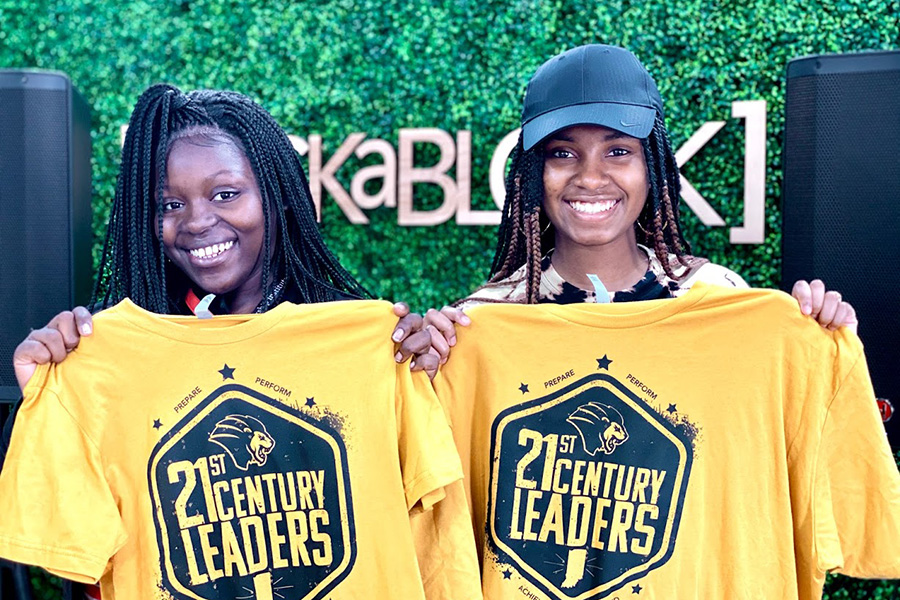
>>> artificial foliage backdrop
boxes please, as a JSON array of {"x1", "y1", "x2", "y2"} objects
[
  {"x1": 1, "y1": 0, "x2": 899, "y2": 310},
  {"x1": 2, "y1": 0, "x2": 899, "y2": 597}
]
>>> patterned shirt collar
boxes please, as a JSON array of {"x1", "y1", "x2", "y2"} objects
[
  {"x1": 539, "y1": 245, "x2": 689, "y2": 304},
  {"x1": 462, "y1": 245, "x2": 707, "y2": 307}
]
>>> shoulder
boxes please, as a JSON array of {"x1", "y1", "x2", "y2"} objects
[
  {"x1": 457, "y1": 265, "x2": 528, "y2": 310},
  {"x1": 641, "y1": 245, "x2": 748, "y2": 292},
  {"x1": 681, "y1": 261, "x2": 749, "y2": 289}
]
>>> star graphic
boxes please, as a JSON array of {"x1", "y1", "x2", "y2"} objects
[
  {"x1": 667, "y1": 403, "x2": 677, "y2": 413},
  {"x1": 305, "y1": 397, "x2": 316, "y2": 408},
  {"x1": 502, "y1": 570, "x2": 512, "y2": 579},
  {"x1": 632, "y1": 583, "x2": 642, "y2": 594},
  {"x1": 218, "y1": 364, "x2": 235, "y2": 380},
  {"x1": 596, "y1": 354, "x2": 613, "y2": 370},
  {"x1": 152, "y1": 419, "x2": 162, "y2": 430},
  {"x1": 519, "y1": 383, "x2": 529, "y2": 394}
]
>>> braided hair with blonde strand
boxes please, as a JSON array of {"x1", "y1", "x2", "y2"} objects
[{"x1": 470, "y1": 115, "x2": 692, "y2": 305}]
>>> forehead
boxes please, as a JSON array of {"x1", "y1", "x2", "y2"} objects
[{"x1": 164, "y1": 135, "x2": 253, "y2": 182}]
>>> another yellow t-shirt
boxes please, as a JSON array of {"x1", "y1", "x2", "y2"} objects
[
  {"x1": 434, "y1": 283, "x2": 900, "y2": 600},
  {"x1": 0, "y1": 299, "x2": 479, "y2": 600}
]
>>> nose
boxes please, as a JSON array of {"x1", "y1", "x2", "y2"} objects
[
  {"x1": 180, "y1": 200, "x2": 217, "y2": 234},
  {"x1": 575, "y1": 156, "x2": 611, "y2": 190}
]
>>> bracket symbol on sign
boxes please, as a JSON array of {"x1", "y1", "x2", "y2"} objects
[{"x1": 675, "y1": 100, "x2": 767, "y2": 244}]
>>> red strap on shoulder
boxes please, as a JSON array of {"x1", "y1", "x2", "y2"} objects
[{"x1": 185, "y1": 288, "x2": 201, "y2": 314}]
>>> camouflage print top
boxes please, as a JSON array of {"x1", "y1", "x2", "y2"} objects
[{"x1": 459, "y1": 244, "x2": 747, "y2": 309}]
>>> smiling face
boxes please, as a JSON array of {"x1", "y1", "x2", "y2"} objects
[
  {"x1": 541, "y1": 124, "x2": 649, "y2": 255},
  {"x1": 159, "y1": 133, "x2": 266, "y2": 313}
]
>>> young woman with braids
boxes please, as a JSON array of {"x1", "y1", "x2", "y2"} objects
[
  {"x1": 3, "y1": 84, "x2": 435, "y2": 600},
  {"x1": 424, "y1": 44, "x2": 857, "y2": 355},
  {"x1": 10, "y1": 84, "x2": 433, "y2": 383}
]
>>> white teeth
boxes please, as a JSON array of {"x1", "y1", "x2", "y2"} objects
[
  {"x1": 568, "y1": 200, "x2": 617, "y2": 214},
  {"x1": 189, "y1": 241, "x2": 234, "y2": 259}
]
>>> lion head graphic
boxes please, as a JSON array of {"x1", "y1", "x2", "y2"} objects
[
  {"x1": 566, "y1": 402, "x2": 629, "y2": 456},
  {"x1": 208, "y1": 414, "x2": 276, "y2": 471}
]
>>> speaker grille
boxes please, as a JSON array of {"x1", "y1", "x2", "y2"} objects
[
  {"x1": 783, "y1": 54, "x2": 900, "y2": 445},
  {"x1": 0, "y1": 73, "x2": 90, "y2": 396}
]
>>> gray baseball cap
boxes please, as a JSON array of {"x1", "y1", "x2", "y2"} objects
[{"x1": 521, "y1": 44, "x2": 664, "y2": 150}]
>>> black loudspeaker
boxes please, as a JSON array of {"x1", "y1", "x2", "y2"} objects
[
  {"x1": 0, "y1": 71, "x2": 92, "y2": 401},
  {"x1": 782, "y1": 51, "x2": 900, "y2": 449}
]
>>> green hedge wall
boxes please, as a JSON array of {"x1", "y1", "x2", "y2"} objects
[
  {"x1": 0, "y1": 0, "x2": 896, "y2": 312},
  {"x1": 3, "y1": 0, "x2": 898, "y2": 597}
]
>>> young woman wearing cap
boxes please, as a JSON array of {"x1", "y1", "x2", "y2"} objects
[
  {"x1": 424, "y1": 44, "x2": 856, "y2": 354},
  {"x1": 417, "y1": 45, "x2": 878, "y2": 600}
]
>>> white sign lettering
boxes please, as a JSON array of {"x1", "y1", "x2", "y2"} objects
[{"x1": 119, "y1": 100, "x2": 767, "y2": 243}]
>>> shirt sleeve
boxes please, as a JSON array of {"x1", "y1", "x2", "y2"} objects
[
  {"x1": 814, "y1": 332, "x2": 900, "y2": 577},
  {"x1": 395, "y1": 366, "x2": 481, "y2": 600},
  {"x1": 395, "y1": 366, "x2": 463, "y2": 511},
  {"x1": 409, "y1": 478, "x2": 483, "y2": 600},
  {"x1": 0, "y1": 367, "x2": 127, "y2": 583}
]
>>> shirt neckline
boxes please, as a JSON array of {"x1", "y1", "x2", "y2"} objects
[
  {"x1": 542, "y1": 245, "x2": 672, "y2": 298},
  {"x1": 112, "y1": 298, "x2": 295, "y2": 344},
  {"x1": 537, "y1": 280, "x2": 712, "y2": 328}
]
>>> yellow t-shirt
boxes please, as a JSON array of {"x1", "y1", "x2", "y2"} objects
[
  {"x1": 434, "y1": 283, "x2": 900, "y2": 600},
  {"x1": 0, "y1": 299, "x2": 479, "y2": 600}
]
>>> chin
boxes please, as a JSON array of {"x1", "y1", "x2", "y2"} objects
[
  {"x1": 190, "y1": 277, "x2": 239, "y2": 295},
  {"x1": 567, "y1": 233, "x2": 626, "y2": 248}
]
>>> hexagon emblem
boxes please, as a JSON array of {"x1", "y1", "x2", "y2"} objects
[
  {"x1": 488, "y1": 374, "x2": 693, "y2": 599},
  {"x1": 149, "y1": 384, "x2": 355, "y2": 600}
]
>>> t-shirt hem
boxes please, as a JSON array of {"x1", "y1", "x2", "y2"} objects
[
  {"x1": 404, "y1": 466, "x2": 463, "y2": 511},
  {"x1": 834, "y1": 560, "x2": 900, "y2": 579},
  {"x1": 0, "y1": 534, "x2": 104, "y2": 583}
]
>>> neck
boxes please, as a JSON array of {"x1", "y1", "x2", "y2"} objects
[
  {"x1": 551, "y1": 236, "x2": 648, "y2": 292},
  {"x1": 227, "y1": 290, "x2": 265, "y2": 314},
  {"x1": 199, "y1": 274, "x2": 266, "y2": 315},
  {"x1": 226, "y1": 265, "x2": 267, "y2": 314}
]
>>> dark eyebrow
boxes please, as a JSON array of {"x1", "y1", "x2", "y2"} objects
[{"x1": 603, "y1": 130, "x2": 633, "y2": 141}]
